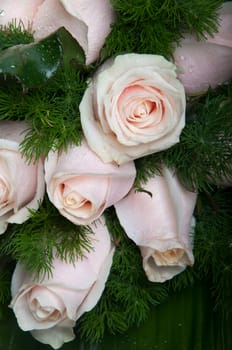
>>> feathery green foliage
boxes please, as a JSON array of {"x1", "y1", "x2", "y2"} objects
[
  {"x1": 194, "y1": 189, "x2": 232, "y2": 316},
  {"x1": 0, "y1": 198, "x2": 94, "y2": 280},
  {"x1": 77, "y1": 208, "x2": 169, "y2": 341},
  {"x1": 0, "y1": 66, "x2": 87, "y2": 161},
  {"x1": 0, "y1": 271, "x2": 11, "y2": 304},
  {"x1": 0, "y1": 20, "x2": 33, "y2": 50},
  {"x1": 99, "y1": 0, "x2": 223, "y2": 61}
]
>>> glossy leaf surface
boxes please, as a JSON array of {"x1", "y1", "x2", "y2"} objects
[
  {"x1": 0, "y1": 33, "x2": 62, "y2": 87},
  {"x1": 0, "y1": 283, "x2": 230, "y2": 350}
]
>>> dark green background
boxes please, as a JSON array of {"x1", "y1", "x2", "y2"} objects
[{"x1": 0, "y1": 282, "x2": 231, "y2": 350}]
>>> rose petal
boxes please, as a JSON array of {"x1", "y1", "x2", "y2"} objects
[
  {"x1": 206, "y1": 2, "x2": 232, "y2": 48},
  {"x1": 174, "y1": 42, "x2": 232, "y2": 94},
  {"x1": 32, "y1": 0, "x2": 88, "y2": 56},
  {"x1": 61, "y1": 0, "x2": 115, "y2": 64},
  {"x1": 173, "y1": 2, "x2": 232, "y2": 95},
  {"x1": 31, "y1": 327, "x2": 75, "y2": 350},
  {"x1": 33, "y1": 0, "x2": 114, "y2": 65}
]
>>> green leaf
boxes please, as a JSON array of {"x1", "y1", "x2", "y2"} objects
[
  {"x1": 0, "y1": 32, "x2": 62, "y2": 87},
  {"x1": 0, "y1": 283, "x2": 230, "y2": 349},
  {"x1": 56, "y1": 27, "x2": 86, "y2": 67}
]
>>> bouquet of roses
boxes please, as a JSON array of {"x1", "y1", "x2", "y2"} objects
[{"x1": 0, "y1": 1, "x2": 231, "y2": 349}]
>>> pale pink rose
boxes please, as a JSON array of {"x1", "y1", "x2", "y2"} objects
[
  {"x1": 0, "y1": 0, "x2": 114, "y2": 64},
  {"x1": 173, "y1": 2, "x2": 232, "y2": 95},
  {"x1": 80, "y1": 53, "x2": 186, "y2": 165},
  {"x1": 0, "y1": 121, "x2": 45, "y2": 234},
  {"x1": 10, "y1": 216, "x2": 115, "y2": 349},
  {"x1": 44, "y1": 140, "x2": 136, "y2": 225},
  {"x1": 115, "y1": 167, "x2": 197, "y2": 283}
]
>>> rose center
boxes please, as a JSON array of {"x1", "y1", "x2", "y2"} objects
[
  {"x1": 61, "y1": 184, "x2": 92, "y2": 210},
  {"x1": 30, "y1": 298, "x2": 61, "y2": 321},
  {"x1": 28, "y1": 286, "x2": 66, "y2": 322},
  {"x1": 133, "y1": 101, "x2": 156, "y2": 119},
  {"x1": 153, "y1": 248, "x2": 184, "y2": 265}
]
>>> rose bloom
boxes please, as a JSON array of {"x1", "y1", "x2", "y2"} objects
[
  {"x1": 80, "y1": 53, "x2": 186, "y2": 165},
  {"x1": 10, "y1": 216, "x2": 115, "y2": 349},
  {"x1": 115, "y1": 167, "x2": 197, "y2": 283},
  {"x1": 0, "y1": 121, "x2": 45, "y2": 234},
  {"x1": 0, "y1": 0, "x2": 114, "y2": 64},
  {"x1": 173, "y1": 2, "x2": 232, "y2": 94},
  {"x1": 45, "y1": 140, "x2": 136, "y2": 225}
]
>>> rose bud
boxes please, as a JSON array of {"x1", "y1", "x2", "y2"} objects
[
  {"x1": 80, "y1": 53, "x2": 186, "y2": 164},
  {"x1": 0, "y1": 0, "x2": 115, "y2": 65},
  {"x1": 0, "y1": 120, "x2": 45, "y2": 234},
  {"x1": 173, "y1": 2, "x2": 232, "y2": 95},
  {"x1": 115, "y1": 167, "x2": 197, "y2": 283},
  {"x1": 10, "y1": 216, "x2": 115, "y2": 349},
  {"x1": 44, "y1": 140, "x2": 136, "y2": 225}
]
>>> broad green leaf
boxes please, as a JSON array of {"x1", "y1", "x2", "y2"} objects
[
  {"x1": 56, "y1": 27, "x2": 86, "y2": 68},
  {"x1": 0, "y1": 283, "x2": 230, "y2": 350},
  {"x1": 0, "y1": 33, "x2": 62, "y2": 87}
]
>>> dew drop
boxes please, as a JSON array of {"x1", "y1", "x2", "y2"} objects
[
  {"x1": 10, "y1": 65, "x2": 16, "y2": 69},
  {"x1": 180, "y1": 55, "x2": 185, "y2": 60},
  {"x1": 0, "y1": 10, "x2": 5, "y2": 17},
  {"x1": 189, "y1": 68, "x2": 193, "y2": 73}
]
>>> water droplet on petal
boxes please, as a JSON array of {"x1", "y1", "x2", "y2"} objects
[
  {"x1": 189, "y1": 68, "x2": 193, "y2": 73},
  {"x1": 0, "y1": 10, "x2": 5, "y2": 17},
  {"x1": 180, "y1": 55, "x2": 185, "y2": 60}
]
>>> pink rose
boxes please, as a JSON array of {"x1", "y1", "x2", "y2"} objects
[
  {"x1": 0, "y1": 0, "x2": 114, "y2": 64},
  {"x1": 0, "y1": 121, "x2": 45, "y2": 234},
  {"x1": 173, "y1": 2, "x2": 232, "y2": 94},
  {"x1": 44, "y1": 140, "x2": 136, "y2": 225},
  {"x1": 80, "y1": 53, "x2": 186, "y2": 164},
  {"x1": 115, "y1": 167, "x2": 197, "y2": 283},
  {"x1": 10, "y1": 216, "x2": 115, "y2": 349}
]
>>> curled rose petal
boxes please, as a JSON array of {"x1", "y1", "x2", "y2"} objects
[
  {"x1": 45, "y1": 140, "x2": 136, "y2": 225},
  {"x1": 115, "y1": 167, "x2": 197, "y2": 283},
  {"x1": 0, "y1": 0, "x2": 114, "y2": 65},
  {"x1": 80, "y1": 53, "x2": 186, "y2": 164},
  {"x1": 10, "y1": 216, "x2": 115, "y2": 349},
  {"x1": 0, "y1": 121, "x2": 45, "y2": 234}
]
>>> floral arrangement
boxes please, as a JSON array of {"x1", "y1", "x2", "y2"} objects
[{"x1": 0, "y1": 0, "x2": 231, "y2": 349}]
